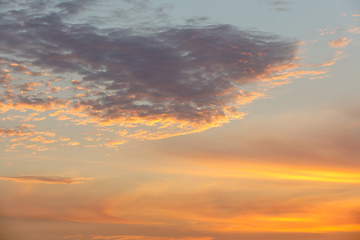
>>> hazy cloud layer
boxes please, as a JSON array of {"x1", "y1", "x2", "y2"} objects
[
  {"x1": 0, "y1": 0, "x2": 324, "y2": 142},
  {"x1": 64, "y1": 236, "x2": 213, "y2": 240},
  {"x1": 2, "y1": 170, "x2": 359, "y2": 232},
  {"x1": 90, "y1": 236, "x2": 213, "y2": 240}
]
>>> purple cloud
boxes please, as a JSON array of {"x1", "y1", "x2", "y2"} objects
[{"x1": 0, "y1": 0, "x2": 301, "y2": 139}]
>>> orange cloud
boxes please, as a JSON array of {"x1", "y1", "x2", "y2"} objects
[
  {"x1": 18, "y1": 82, "x2": 42, "y2": 92},
  {"x1": 105, "y1": 139, "x2": 127, "y2": 147},
  {"x1": 25, "y1": 144, "x2": 51, "y2": 151},
  {"x1": 34, "y1": 131, "x2": 56, "y2": 137},
  {"x1": 270, "y1": 70, "x2": 327, "y2": 81},
  {"x1": 328, "y1": 38, "x2": 352, "y2": 48},
  {"x1": 95, "y1": 176, "x2": 360, "y2": 233},
  {"x1": 321, "y1": 50, "x2": 344, "y2": 67},
  {"x1": 11, "y1": 97, "x2": 70, "y2": 111},
  {"x1": 318, "y1": 28, "x2": 335, "y2": 35},
  {"x1": 60, "y1": 137, "x2": 71, "y2": 141},
  {"x1": 0, "y1": 69, "x2": 13, "y2": 83},
  {"x1": 57, "y1": 115, "x2": 73, "y2": 121},
  {"x1": 1, "y1": 157, "x2": 359, "y2": 233},
  {"x1": 30, "y1": 136, "x2": 47, "y2": 142},
  {"x1": 0, "y1": 125, "x2": 60, "y2": 151},
  {"x1": 0, "y1": 125, "x2": 34, "y2": 137},
  {"x1": 8, "y1": 63, "x2": 44, "y2": 76}
]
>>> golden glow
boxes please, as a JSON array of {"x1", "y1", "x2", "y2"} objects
[{"x1": 1, "y1": 1, "x2": 360, "y2": 240}]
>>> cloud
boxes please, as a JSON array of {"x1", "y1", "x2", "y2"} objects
[
  {"x1": 269, "y1": 1, "x2": 292, "y2": 11},
  {"x1": 70, "y1": 25, "x2": 295, "y2": 126},
  {"x1": 0, "y1": 69, "x2": 13, "y2": 84},
  {"x1": 105, "y1": 139, "x2": 127, "y2": 147},
  {"x1": 318, "y1": 28, "x2": 335, "y2": 36},
  {"x1": 8, "y1": 63, "x2": 44, "y2": 76},
  {"x1": 275, "y1": 7, "x2": 290, "y2": 11},
  {"x1": 328, "y1": 38, "x2": 352, "y2": 48},
  {"x1": 0, "y1": 176, "x2": 91, "y2": 184},
  {"x1": 270, "y1": 0, "x2": 291, "y2": 4},
  {"x1": 55, "y1": 0, "x2": 96, "y2": 15},
  {"x1": 348, "y1": 27, "x2": 360, "y2": 34},
  {"x1": 29, "y1": 135, "x2": 57, "y2": 143},
  {"x1": 90, "y1": 236, "x2": 213, "y2": 240},
  {"x1": 0, "y1": 0, "x2": 327, "y2": 141},
  {"x1": 18, "y1": 82, "x2": 42, "y2": 92},
  {"x1": 84, "y1": 175, "x2": 360, "y2": 233},
  {"x1": 318, "y1": 27, "x2": 344, "y2": 36},
  {"x1": 157, "y1": 103, "x2": 360, "y2": 180},
  {"x1": 0, "y1": 124, "x2": 34, "y2": 137},
  {"x1": 1, "y1": 94, "x2": 71, "y2": 112},
  {"x1": 0, "y1": 123, "x2": 61, "y2": 152},
  {"x1": 60, "y1": 136, "x2": 71, "y2": 141}
]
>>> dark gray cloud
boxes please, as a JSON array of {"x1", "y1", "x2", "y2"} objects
[{"x1": 0, "y1": 0, "x2": 299, "y2": 137}]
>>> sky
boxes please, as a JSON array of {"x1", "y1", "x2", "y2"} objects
[{"x1": 0, "y1": 0, "x2": 360, "y2": 239}]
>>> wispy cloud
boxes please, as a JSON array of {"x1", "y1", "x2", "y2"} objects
[
  {"x1": 91, "y1": 236, "x2": 213, "y2": 240},
  {"x1": 64, "y1": 235, "x2": 213, "y2": 240},
  {"x1": 318, "y1": 27, "x2": 345, "y2": 36},
  {"x1": 0, "y1": 176, "x2": 91, "y2": 184},
  {"x1": 274, "y1": 6, "x2": 290, "y2": 11},
  {"x1": 348, "y1": 27, "x2": 360, "y2": 34},
  {"x1": 269, "y1": 0, "x2": 292, "y2": 11},
  {"x1": 270, "y1": 0, "x2": 291, "y2": 4},
  {"x1": 328, "y1": 38, "x2": 352, "y2": 48}
]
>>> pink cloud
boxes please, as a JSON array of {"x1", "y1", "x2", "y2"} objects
[
  {"x1": 328, "y1": 38, "x2": 352, "y2": 48},
  {"x1": 348, "y1": 27, "x2": 360, "y2": 34}
]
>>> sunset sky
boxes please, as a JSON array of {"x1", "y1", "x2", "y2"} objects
[{"x1": 1, "y1": 0, "x2": 360, "y2": 240}]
